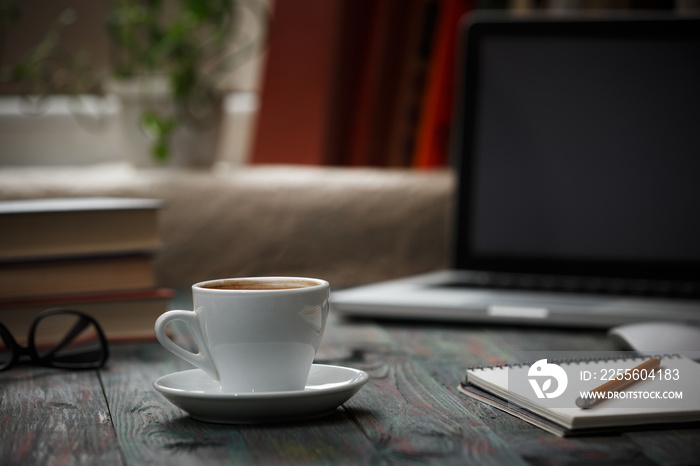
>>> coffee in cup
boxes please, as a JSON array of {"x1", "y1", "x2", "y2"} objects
[{"x1": 201, "y1": 278, "x2": 319, "y2": 291}]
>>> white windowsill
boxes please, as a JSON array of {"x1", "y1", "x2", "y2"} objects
[{"x1": 0, "y1": 93, "x2": 259, "y2": 167}]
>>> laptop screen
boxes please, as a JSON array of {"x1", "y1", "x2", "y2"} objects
[{"x1": 453, "y1": 14, "x2": 700, "y2": 281}]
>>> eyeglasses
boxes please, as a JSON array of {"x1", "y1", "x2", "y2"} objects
[{"x1": 0, "y1": 309, "x2": 109, "y2": 371}]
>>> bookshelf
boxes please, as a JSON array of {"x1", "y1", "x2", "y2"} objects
[{"x1": 250, "y1": 0, "x2": 688, "y2": 167}]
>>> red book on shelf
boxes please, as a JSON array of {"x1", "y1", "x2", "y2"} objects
[
  {"x1": 343, "y1": 1, "x2": 387, "y2": 166},
  {"x1": 384, "y1": 0, "x2": 440, "y2": 167},
  {"x1": 413, "y1": 0, "x2": 474, "y2": 168},
  {"x1": 249, "y1": 0, "x2": 344, "y2": 165}
]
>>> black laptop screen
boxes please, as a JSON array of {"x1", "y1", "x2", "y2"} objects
[{"x1": 454, "y1": 15, "x2": 700, "y2": 280}]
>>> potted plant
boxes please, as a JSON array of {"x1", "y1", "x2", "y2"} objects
[{"x1": 1, "y1": 0, "x2": 265, "y2": 167}]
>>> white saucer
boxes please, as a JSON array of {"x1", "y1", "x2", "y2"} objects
[{"x1": 153, "y1": 364, "x2": 369, "y2": 424}]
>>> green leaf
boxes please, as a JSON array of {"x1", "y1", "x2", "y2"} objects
[{"x1": 140, "y1": 110, "x2": 177, "y2": 162}]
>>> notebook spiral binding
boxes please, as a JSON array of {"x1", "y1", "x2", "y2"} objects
[{"x1": 468, "y1": 353, "x2": 682, "y2": 372}]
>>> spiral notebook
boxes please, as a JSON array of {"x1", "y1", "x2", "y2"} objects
[{"x1": 458, "y1": 354, "x2": 700, "y2": 437}]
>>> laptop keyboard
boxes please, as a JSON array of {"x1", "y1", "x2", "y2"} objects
[{"x1": 438, "y1": 273, "x2": 700, "y2": 300}]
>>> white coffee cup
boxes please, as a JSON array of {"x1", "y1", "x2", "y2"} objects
[{"x1": 155, "y1": 277, "x2": 329, "y2": 393}]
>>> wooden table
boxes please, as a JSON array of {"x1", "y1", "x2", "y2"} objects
[{"x1": 2, "y1": 313, "x2": 699, "y2": 465}]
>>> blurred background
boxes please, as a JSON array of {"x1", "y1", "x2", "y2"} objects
[
  {"x1": 2, "y1": 0, "x2": 696, "y2": 170},
  {"x1": 1, "y1": 0, "x2": 698, "y2": 341}
]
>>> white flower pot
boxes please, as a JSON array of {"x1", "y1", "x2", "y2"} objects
[{"x1": 106, "y1": 77, "x2": 222, "y2": 168}]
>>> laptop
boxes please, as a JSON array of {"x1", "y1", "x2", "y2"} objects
[{"x1": 331, "y1": 13, "x2": 700, "y2": 327}]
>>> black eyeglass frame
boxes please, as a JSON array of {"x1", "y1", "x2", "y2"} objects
[{"x1": 0, "y1": 308, "x2": 109, "y2": 371}]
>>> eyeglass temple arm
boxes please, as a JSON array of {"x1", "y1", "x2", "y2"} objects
[{"x1": 41, "y1": 317, "x2": 93, "y2": 359}]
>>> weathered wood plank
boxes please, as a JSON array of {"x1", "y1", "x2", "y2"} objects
[
  {"x1": 317, "y1": 317, "x2": 529, "y2": 465},
  {"x1": 383, "y1": 322, "x2": 700, "y2": 466},
  {"x1": 627, "y1": 429, "x2": 700, "y2": 466},
  {"x1": 0, "y1": 367, "x2": 122, "y2": 466},
  {"x1": 99, "y1": 343, "x2": 254, "y2": 466},
  {"x1": 100, "y1": 341, "x2": 383, "y2": 465},
  {"x1": 6, "y1": 306, "x2": 697, "y2": 466},
  {"x1": 233, "y1": 416, "x2": 381, "y2": 465},
  {"x1": 432, "y1": 359, "x2": 661, "y2": 466}
]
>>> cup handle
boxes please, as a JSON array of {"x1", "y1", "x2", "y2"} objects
[{"x1": 155, "y1": 310, "x2": 218, "y2": 381}]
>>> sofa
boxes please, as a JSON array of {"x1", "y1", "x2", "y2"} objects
[{"x1": 0, "y1": 163, "x2": 454, "y2": 290}]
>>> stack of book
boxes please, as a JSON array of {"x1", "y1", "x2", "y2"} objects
[{"x1": 0, "y1": 197, "x2": 173, "y2": 342}]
